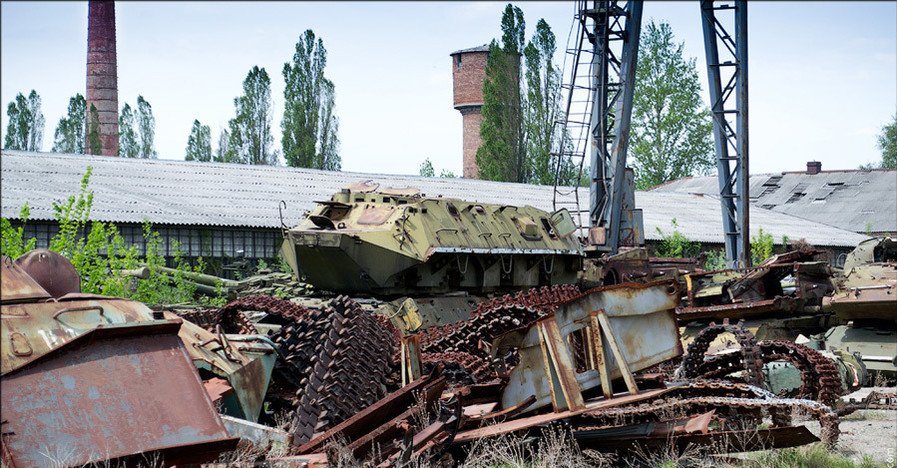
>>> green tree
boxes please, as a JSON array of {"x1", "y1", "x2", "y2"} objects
[
  {"x1": 419, "y1": 158, "x2": 435, "y2": 177},
  {"x1": 52, "y1": 94, "x2": 87, "y2": 154},
  {"x1": 185, "y1": 119, "x2": 212, "y2": 162},
  {"x1": 118, "y1": 103, "x2": 139, "y2": 158},
  {"x1": 877, "y1": 113, "x2": 896, "y2": 169},
  {"x1": 4, "y1": 90, "x2": 45, "y2": 151},
  {"x1": 477, "y1": 4, "x2": 525, "y2": 183},
  {"x1": 228, "y1": 66, "x2": 277, "y2": 165},
  {"x1": 86, "y1": 104, "x2": 102, "y2": 155},
  {"x1": 418, "y1": 158, "x2": 457, "y2": 178},
  {"x1": 282, "y1": 29, "x2": 341, "y2": 170},
  {"x1": 214, "y1": 128, "x2": 237, "y2": 163},
  {"x1": 630, "y1": 21, "x2": 714, "y2": 190},
  {"x1": 523, "y1": 19, "x2": 575, "y2": 186},
  {"x1": 136, "y1": 95, "x2": 157, "y2": 158}
]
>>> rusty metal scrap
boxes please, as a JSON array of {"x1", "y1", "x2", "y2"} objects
[{"x1": 1, "y1": 324, "x2": 239, "y2": 467}]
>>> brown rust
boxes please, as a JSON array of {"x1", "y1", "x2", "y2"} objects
[{"x1": 1, "y1": 326, "x2": 237, "y2": 467}]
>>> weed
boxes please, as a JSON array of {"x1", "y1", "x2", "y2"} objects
[{"x1": 655, "y1": 219, "x2": 701, "y2": 259}]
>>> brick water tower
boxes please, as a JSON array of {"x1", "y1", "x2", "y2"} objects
[
  {"x1": 450, "y1": 45, "x2": 489, "y2": 179},
  {"x1": 86, "y1": 0, "x2": 119, "y2": 156}
]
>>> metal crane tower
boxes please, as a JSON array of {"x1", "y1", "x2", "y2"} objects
[
  {"x1": 701, "y1": 0, "x2": 751, "y2": 267},
  {"x1": 553, "y1": 0, "x2": 643, "y2": 255}
]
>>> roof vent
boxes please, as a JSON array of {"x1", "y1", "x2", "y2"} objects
[{"x1": 806, "y1": 161, "x2": 822, "y2": 175}]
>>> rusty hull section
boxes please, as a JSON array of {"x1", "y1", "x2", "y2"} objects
[
  {"x1": 1, "y1": 324, "x2": 237, "y2": 467},
  {"x1": 1, "y1": 254, "x2": 237, "y2": 467},
  {"x1": 498, "y1": 280, "x2": 682, "y2": 413}
]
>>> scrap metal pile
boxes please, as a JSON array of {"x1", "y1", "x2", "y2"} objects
[
  {"x1": 3, "y1": 187, "x2": 893, "y2": 466},
  {"x1": 171, "y1": 280, "x2": 847, "y2": 466}
]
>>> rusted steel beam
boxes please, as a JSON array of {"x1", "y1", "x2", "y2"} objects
[
  {"x1": 452, "y1": 388, "x2": 670, "y2": 444},
  {"x1": 536, "y1": 319, "x2": 585, "y2": 411},
  {"x1": 594, "y1": 308, "x2": 639, "y2": 394},
  {"x1": 589, "y1": 310, "x2": 613, "y2": 398},
  {"x1": 296, "y1": 369, "x2": 444, "y2": 454},
  {"x1": 574, "y1": 425, "x2": 819, "y2": 453}
]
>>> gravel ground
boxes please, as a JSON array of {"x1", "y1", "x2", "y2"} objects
[{"x1": 796, "y1": 387, "x2": 897, "y2": 466}]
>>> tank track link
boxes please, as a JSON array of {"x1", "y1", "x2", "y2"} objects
[
  {"x1": 678, "y1": 319, "x2": 765, "y2": 388},
  {"x1": 693, "y1": 341, "x2": 843, "y2": 406},
  {"x1": 419, "y1": 284, "x2": 581, "y2": 358},
  {"x1": 289, "y1": 296, "x2": 398, "y2": 447},
  {"x1": 422, "y1": 351, "x2": 494, "y2": 386},
  {"x1": 578, "y1": 380, "x2": 840, "y2": 445}
]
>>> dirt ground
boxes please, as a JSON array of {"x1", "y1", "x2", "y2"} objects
[{"x1": 811, "y1": 387, "x2": 897, "y2": 465}]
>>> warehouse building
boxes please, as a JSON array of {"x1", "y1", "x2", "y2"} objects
[{"x1": 1, "y1": 150, "x2": 871, "y2": 274}]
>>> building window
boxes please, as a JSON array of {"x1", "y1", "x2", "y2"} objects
[{"x1": 457, "y1": 55, "x2": 462, "y2": 68}]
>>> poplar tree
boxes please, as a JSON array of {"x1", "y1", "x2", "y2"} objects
[
  {"x1": 86, "y1": 104, "x2": 102, "y2": 155},
  {"x1": 523, "y1": 19, "x2": 576, "y2": 186},
  {"x1": 228, "y1": 66, "x2": 276, "y2": 165},
  {"x1": 136, "y1": 95, "x2": 157, "y2": 159},
  {"x1": 52, "y1": 94, "x2": 87, "y2": 154},
  {"x1": 4, "y1": 90, "x2": 45, "y2": 151},
  {"x1": 118, "y1": 103, "x2": 139, "y2": 158},
  {"x1": 476, "y1": 4, "x2": 525, "y2": 183},
  {"x1": 185, "y1": 119, "x2": 212, "y2": 162},
  {"x1": 282, "y1": 29, "x2": 340, "y2": 170}
]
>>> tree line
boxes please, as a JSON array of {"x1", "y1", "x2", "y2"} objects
[
  {"x1": 6, "y1": 17, "x2": 895, "y2": 177},
  {"x1": 5, "y1": 29, "x2": 340, "y2": 171}
]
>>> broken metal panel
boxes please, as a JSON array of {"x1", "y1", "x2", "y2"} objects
[
  {"x1": 1, "y1": 325, "x2": 237, "y2": 468},
  {"x1": 499, "y1": 281, "x2": 681, "y2": 413},
  {"x1": 0, "y1": 256, "x2": 52, "y2": 304},
  {"x1": 169, "y1": 312, "x2": 276, "y2": 423}
]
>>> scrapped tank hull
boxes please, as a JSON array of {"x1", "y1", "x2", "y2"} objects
[
  {"x1": 282, "y1": 181, "x2": 583, "y2": 296},
  {"x1": 1, "y1": 251, "x2": 238, "y2": 467}
]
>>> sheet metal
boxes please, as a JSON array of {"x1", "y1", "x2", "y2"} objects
[
  {"x1": 499, "y1": 281, "x2": 682, "y2": 413},
  {"x1": 1, "y1": 324, "x2": 238, "y2": 467}
]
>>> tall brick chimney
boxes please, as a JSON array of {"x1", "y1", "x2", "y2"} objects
[
  {"x1": 451, "y1": 45, "x2": 490, "y2": 179},
  {"x1": 86, "y1": 1, "x2": 119, "y2": 156}
]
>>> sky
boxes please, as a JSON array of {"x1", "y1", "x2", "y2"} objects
[{"x1": 1, "y1": 1, "x2": 895, "y2": 177}]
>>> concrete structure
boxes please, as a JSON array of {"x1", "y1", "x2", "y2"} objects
[
  {"x1": 651, "y1": 161, "x2": 897, "y2": 237},
  {"x1": 1, "y1": 151, "x2": 870, "y2": 268},
  {"x1": 450, "y1": 45, "x2": 490, "y2": 179},
  {"x1": 86, "y1": 0, "x2": 119, "y2": 156}
]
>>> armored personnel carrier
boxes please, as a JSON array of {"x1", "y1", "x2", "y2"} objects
[
  {"x1": 818, "y1": 236, "x2": 897, "y2": 378},
  {"x1": 281, "y1": 180, "x2": 583, "y2": 297}
]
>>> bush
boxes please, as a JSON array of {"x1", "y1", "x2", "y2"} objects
[{"x1": 0, "y1": 167, "x2": 224, "y2": 306}]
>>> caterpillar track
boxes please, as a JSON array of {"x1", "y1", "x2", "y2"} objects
[
  {"x1": 419, "y1": 284, "x2": 581, "y2": 358},
  {"x1": 288, "y1": 296, "x2": 398, "y2": 446},
  {"x1": 679, "y1": 321, "x2": 844, "y2": 406},
  {"x1": 576, "y1": 380, "x2": 841, "y2": 445}
]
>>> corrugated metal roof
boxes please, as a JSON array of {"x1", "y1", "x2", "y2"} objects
[
  {"x1": 0, "y1": 150, "x2": 870, "y2": 248},
  {"x1": 650, "y1": 169, "x2": 897, "y2": 234}
]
